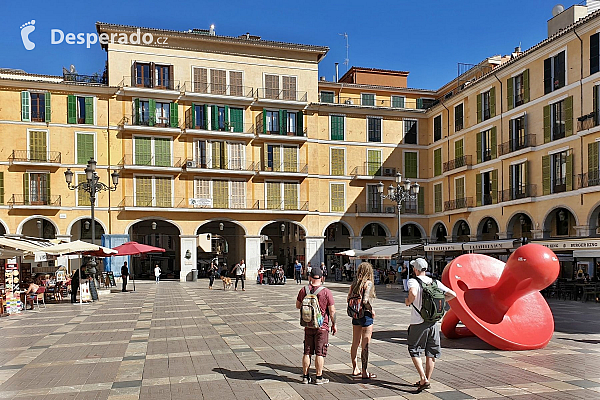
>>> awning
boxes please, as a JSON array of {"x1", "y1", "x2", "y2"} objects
[
  {"x1": 44, "y1": 240, "x2": 117, "y2": 256},
  {"x1": 424, "y1": 240, "x2": 517, "y2": 252},
  {"x1": 573, "y1": 250, "x2": 600, "y2": 258},
  {"x1": 535, "y1": 238, "x2": 600, "y2": 251},
  {"x1": 424, "y1": 243, "x2": 465, "y2": 252},
  {"x1": 352, "y1": 244, "x2": 421, "y2": 260},
  {"x1": 0, "y1": 237, "x2": 55, "y2": 254}
]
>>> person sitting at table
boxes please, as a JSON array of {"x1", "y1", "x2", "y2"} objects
[{"x1": 23, "y1": 278, "x2": 40, "y2": 310}]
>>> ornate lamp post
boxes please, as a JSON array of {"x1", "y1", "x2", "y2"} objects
[{"x1": 377, "y1": 173, "x2": 420, "y2": 270}]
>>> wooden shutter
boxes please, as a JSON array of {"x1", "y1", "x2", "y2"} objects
[
  {"x1": 190, "y1": 103, "x2": 195, "y2": 128},
  {"x1": 134, "y1": 137, "x2": 151, "y2": 166},
  {"x1": 230, "y1": 108, "x2": 243, "y2": 132},
  {"x1": 543, "y1": 105, "x2": 551, "y2": 143},
  {"x1": 283, "y1": 182, "x2": 298, "y2": 210},
  {"x1": 525, "y1": 160, "x2": 529, "y2": 188},
  {"x1": 331, "y1": 115, "x2": 344, "y2": 140},
  {"x1": 592, "y1": 33, "x2": 600, "y2": 75},
  {"x1": 210, "y1": 69, "x2": 227, "y2": 95},
  {"x1": 85, "y1": 97, "x2": 94, "y2": 124},
  {"x1": 134, "y1": 98, "x2": 140, "y2": 125},
  {"x1": 203, "y1": 104, "x2": 209, "y2": 129},
  {"x1": 405, "y1": 152, "x2": 418, "y2": 179},
  {"x1": 589, "y1": 142, "x2": 599, "y2": 174},
  {"x1": 148, "y1": 99, "x2": 156, "y2": 126},
  {"x1": 170, "y1": 102, "x2": 178, "y2": 128},
  {"x1": 330, "y1": 183, "x2": 345, "y2": 212},
  {"x1": 29, "y1": 131, "x2": 47, "y2": 161},
  {"x1": 296, "y1": 111, "x2": 303, "y2": 136},
  {"x1": 77, "y1": 174, "x2": 91, "y2": 206},
  {"x1": 211, "y1": 141, "x2": 222, "y2": 169},
  {"x1": 45, "y1": 173, "x2": 51, "y2": 204},
  {"x1": 211, "y1": 105, "x2": 218, "y2": 130},
  {"x1": 455, "y1": 139, "x2": 464, "y2": 159},
  {"x1": 283, "y1": 146, "x2": 297, "y2": 172},
  {"x1": 67, "y1": 95, "x2": 76, "y2": 124},
  {"x1": 154, "y1": 138, "x2": 171, "y2": 166},
  {"x1": 476, "y1": 93, "x2": 482, "y2": 123},
  {"x1": 194, "y1": 179, "x2": 210, "y2": 202},
  {"x1": 213, "y1": 180, "x2": 229, "y2": 208},
  {"x1": 272, "y1": 146, "x2": 281, "y2": 171},
  {"x1": 491, "y1": 169, "x2": 498, "y2": 204},
  {"x1": 565, "y1": 96, "x2": 573, "y2": 137},
  {"x1": 417, "y1": 186, "x2": 424, "y2": 214},
  {"x1": 229, "y1": 71, "x2": 243, "y2": 96},
  {"x1": 434, "y1": 184, "x2": 442, "y2": 213},
  {"x1": 523, "y1": 69, "x2": 530, "y2": 103},
  {"x1": 566, "y1": 152, "x2": 574, "y2": 191},
  {"x1": 155, "y1": 177, "x2": 172, "y2": 207},
  {"x1": 229, "y1": 181, "x2": 244, "y2": 208},
  {"x1": 193, "y1": 67, "x2": 207, "y2": 93},
  {"x1": 595, "y1": 86, "x2": 599, "y2": 126},
  {"x1": 266, "y1": 182, "x2": 281, "y2": 209},
  {"x1": 476, "y1": 174, "x2": 482, "y2": 206},
  {"x1": 21, "y1": 91, "x2": 30, "y2": 121},
  {"x1": 456, "y1": 177, "x2": 465, "y2": 199},
  {"x1": 331, "y1": 148, "x2": 345, "y2": 175},
  {"x1": 490, "y1": 126, "x2": 497, "y2": 159},
  {"x1": 77, "y1": 133, "x2": 94, "y2": 164},
  {"x1": 542, "y1": 155, "x2": 550, "y2": 195},
  {"x1": 135, "y1": 176, "x2": 153, "y2": 207},
  {"x1": 489, "y1": 87, "x2": 496, "y2": 117},
  {"x1": 262, "y1": 108, "x2": 267, "y2": 134},
  {"x1": 509, "y1": 165, "x2": 514, "y2": 199},
  {"x1": 416, "y1": 98, "x2": 423, "y2": 109},
  {"x1": 278, "y1": 110, "x2": 287, "y2": 134},
  {"x1": 45, "y1": 92, "x2": 51, "y2": 122},
  {"x1": 224, "y1": 105, "x2": 230, "y2": 131},
  {"x1": 507, "y1": 77, "x2": 514, "y2": 111},
  {"x1": 476, "y1": 132, "x2": 482, "y2": 164},
  {"x1": 23, "y1": 174, "x2": 29, "y2": 204},
  {"x1": 367, "y1": 150, "x2": 381, "y2": 176},
  {"x1": 434, "y1": 148, "x2": 441, "y2": 176},
  {"x1": 544, "y1": 58, "x2": 552, "y2": 94},
  {"x1": 0, "y1": 172, "x2": 3, "y2": 205}
]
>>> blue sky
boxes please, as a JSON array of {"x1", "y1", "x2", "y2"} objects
[{"x1": 0, "y1": 0, "x2": 578, "y2": 90}]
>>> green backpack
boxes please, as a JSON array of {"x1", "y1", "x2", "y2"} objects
[{"x1": 412, "y1": 278, "x2": 446, "y2": 323}]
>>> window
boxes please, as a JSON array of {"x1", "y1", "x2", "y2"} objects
[
  {"x1": 552, "y1": 100, "x2": 565, "y2": 140},
  {"x1": 287, "y1": 112, "x2": 296, "y2": 135},
  {"x1": 404, "y1": 119, "x2": 417, "y2": 144},
  {"x1": 266, "y1": 145, "x2": 297, "y2": 172},
  {"x1": 190, "y1": 103, "x2": 206, "y2": 130},
  {"x1": 591, "y1": 33, "x2": 599, "y2": 75},
  {"x1": 434, "y1": 183, "x2": 442, "y2": 213},
  {"x1": 228, "y1": 142, "x2": 245, "y2": 170},
  {"x1": 320, "y1": 91, "x2": 335, "y2": 103},
  {"x1": 193, "y1": 180, "x2": 245, "y2": 209},
  {"x1": 544, "y1": 97, "x2": 572, "y2": 143},
  {"x1": 265, "y1": 74, "x2": 280, "y2": 99},
  {"x1": 508, "y1": 70, "x2": 529, "y2": 110},
  {"x1": 330, "y1": 183, "x2": 345, "y2": 212},
  {"x1": 266, "y1": 110, "x2": 279, "y2": 134},
  {"x1": 211, "y1": 141, "x2": 226, "y2": 169},
  {"x1": 367, "y1": 117, "x2": 382, "y2": 142},
  {"x1": 454, "y1": 139, "x2": 464, "y2": 163},
  {"x1": 361, "y1": 93, "x2": 375, "y2": 106},
  {"x1": 433, "y1": 148, "x2": 442, "y2": 177},
  {"x1": 511, "y1": 162, "x2": 528, "y2": 199},
  {"x1": 195, "y1": 140, "x2": 207, "y2": 168},
  {"x1": 330, "y1": 115, "x2": 344, "y2": 140},
  {"x1": 133, "y1": 99, "x2": 177, "y2": 128},
  {"x1": 509, "y1": 116, "x2": 527, "y2": 152},
  {"x1": 26, "y1": 172, "x2": 50, "y2": 205},
  {"x1": 155, "y1": 64, "x2": 171, "y2": 89},
  {"x1": 154, "y1": 102, "x2": 170, "y2": 127},
  {"x1": 282, "y1": 76, "x2": 297, "y2": 101},
  {"x1": 261, "y1": 109, "x2": 302, "y2": 136},
  {"x1": 542, "y1": 150, "x2": 573, "y2": 195},
  {"x1": 455, "y1": 177, "x2": 465, "y2": 200},
  {"x1": 367, "y1": 184, "x2": 382, "y2": 213},
  {"x1": 230, "y1": 107, "x2": 244, "y2": 132},
  {"x1": 417, "y1": 98, "x2": 435, "y2": 109},
  {"x1": 544, "y1": 51, "x2": 566, "y2": 94},
  {"x1": 367, "y1": 149, "x2": 382, "y2": 176},
  {"x1": 135, "y1": 176, "x2": 172, "y2": 207},
  {"x1": 67, "y1": 95, "x2": 94, "y2": 125},
  {"x1": 588, "y1": 142, "x2": 600, "y2": 185},
  {"x1": 476, "y1": 170, "x2": 497, "y2": 206},
  {"x1": 477, "y1": 127, "x2": 497, "y2": 163},
  {"x1": 454, "y1": 103, "x2": 463, "y2": 131},
  {"x1": 134, "y1": 136, "x2": 172, "y2": 167},
  {"x1": 330, "y1": 148, "x2": 345, "y2": 176},
  {"x1": 553, "y1": 151, "x2": 568, "y2": 193},
  {"x1": 482, "y1": 90, "x2": 493, "y2": 121},
  {"x1": 210, "y1": 69, "x2": 227, "y2": 95},
  {"x1": 76, "y1": 132, "x2": 94, "y2": 165},
  {"x1": 28, "y1": 130, "x2": 47, "y2": 162},
  {"x1": 230, "y1": 181, "x2": 245, "y2": 208},
  {"x1": 266, "y1": 181, "x2": 281, "y2": 209},
  {"x1": 404, "y1": 151, "x2": 418, "y2": 179},
  {"x1": 193, "y1": 67, "x2": 208, "y2": 93},
  {"x1": 76, "y1": 173, "x2": 91, "y2": 207},
  {"x1": 266, "y1": 182, "x2": 299, "y2": 210},
  {"x1": 0, "y1": 172, "x2": 3, "y2": 205},
  {"x1": 433, "y1": 115, "x2": 442, "y2": 142},
  {"x1": 229, "y1": 71, "x2": 243, "y2": 96},
  {"x1": 391, "y1": 95, "x2": 405, "y2": 108},
  {"x1": 212, "y1": 180, "x2": 229, "y2": 208},
  {"x1": 30, "y1": 93, "x2": 46, "y2": 122},
  {"x1": 282, "y1": 146, "x2": 298, "y2": 172},
  {"x1": 135, "y1": 62, "x2": 151, "y2": 88}
]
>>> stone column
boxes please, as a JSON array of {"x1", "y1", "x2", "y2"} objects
[
  {"x1": 497, "y1": 231, "x2": 508, "y2": 240},
  {"x1": 56, "y1": 234, "x2": 72, "y2": 242},
  {"x1": 469, "y1": 234, "x2": 478, "y2": 242},
  {"x1": 245, "y1": 235, "x2": 261, "y2": 281},
  {"x1": 349, "y1": 236, "x2": 362, "y2": 250},
  {"x1": 305, "y1": 236, "x2": 325, "y2": 268},
  {"x1": 531, "y1": 229, "x2": 544, "y2": 240},
  {"x1": 179, "y1": 235, "x2": 197, "y2": 282},
  {"x1": 575, "y1": 225, "x2": 590, "y2": 237},
  {"x1": 445, "y1": 235, "x2": 454, "y2": 242}
]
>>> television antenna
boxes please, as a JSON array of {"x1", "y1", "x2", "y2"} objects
[{"x1": 339, "y1": 32, "x2": 349, "y2": 72}]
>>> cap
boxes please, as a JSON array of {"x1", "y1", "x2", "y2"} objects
[
  {"x1": 410, "y1": 258, "x2": 428, "y2": 271},
  {"x1": 310, "y1": 267, "x2": 323, "y2": 278}
]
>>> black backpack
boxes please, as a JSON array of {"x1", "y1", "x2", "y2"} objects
[{"x1": 412, "y1": 278, "x2": 446, "y2": 323}]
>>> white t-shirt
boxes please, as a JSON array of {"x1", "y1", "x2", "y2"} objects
[
  {"x1": 407, "y1": 275, "x2": 451, "y2": 325},
  {"x1": 154, "y1": 267, "x2": 161, "y2": 277},
  {"x1": 235, "y1": 263, "x2": 246, "y2": 276},
  {"x1": 344, "y1": 263, "x2": 351, "y2": 271}
]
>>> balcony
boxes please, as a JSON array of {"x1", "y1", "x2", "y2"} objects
[
  {"x1": 8, "y1": 194, "x2": 61, "y2": 209},
  {"x1": 498, "y1": 135, "x2": 536, "y2": 156},
  {"x1": 118, "y1": 155, "x2": 183, "y2": 172},
  {"x1": 8, "y1": 150, "x2": 61, "y2": 165},
  {"x1": 499, "y1": 185, "x2": 537, "y2": 202},
  {"x1": 119, "y1": 196, "x2": 185, "y2": 210},
  {"x1": 443, "y1": 155, "x2": 472, "y2": 173},
  {"x1": 258, "y1": 163, "x2": 308, "y2": 179},
  {"x1": 183, "y1": 159, "x2": 258, "y2": 176},
  {"x1": 353, "y1": 201, "x2": 420, "y2": 215},
  {"x1": 578, "y1": 171, "x2": 600, "y2": 188},
  {"x1": 254, "y1": 200, "x2": 309, "y2": 212},
  {"x1": 63, "y1": 72, "x2": 106, "y2": 85},
  {"x1": 351, "y1": 163, "x2": 397, "y2": 179},
  {"x1": 255, "y1": 117, "x2": 307, "y2": 141},
  {"x1": 255, "y1": 88, "x2": 307, "y2": 103},
  {"x1": 181, "y1": 81, "x2": 254, "y2": 99},
  {"x1": 444, "y1": 197, "x2": 473, "y2": 211},
  {"x1": 577, "y1": 112, "x2": 598, "y2": 132},
  {"x1": 552, "y1": 177, "x2": 567, "y2": 194},
  {"x1": 119, "y1": 76, "x2": 181, "y2": 99},
  {"x1": 119, "y1": 116, "x2": 182, "y2": 134},
  {"x1": 183, "y1": 117, "x2": 254, "y2": 140}
]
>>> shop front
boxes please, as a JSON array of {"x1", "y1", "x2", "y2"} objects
[{"x1": 534, "y1": 238, "x2": 600, "y2": 280}]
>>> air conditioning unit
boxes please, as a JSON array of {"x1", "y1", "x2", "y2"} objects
[
  {"x1": 344, "y1": 99, "x2": 353, "y2": 105},
  {"x1": 383, "y1": 167, "x2": 396, "y2": 176},
  {"x1": 186, "y1": 160, "x2": 197, "y2": 168},
  {"x1": 385, "y1": 206, "x2": 395, "y2": 213}
]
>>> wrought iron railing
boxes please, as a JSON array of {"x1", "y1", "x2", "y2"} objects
[
  {"x1": 350, "y1": 162, "x2": 396, "y2": 177},
  {"x1": 578, "y1": 171, "x2": 600, "y2": 188},
  {"x1": 577, "y1": 112, "x2": 598, "y2": 132},
  {"x1": 63, "y1": 72, "x2": 106, "y2": 85},
  {"x1": 499, "y1": 185, "x2": 537, "y2": 202},
  {"x1": 261, "y1": 163, "x2": 308, "y2": 174},
  {"x1": 252, "y1": 200, "x2": 309, "y2": 211},
  {"x1": 498, "y1": 135, "x2": 536, "y2": 156},
  {"x1": 8, "y1": 194, "x2": 61, "y2": 207},
  {"x1": 9, "y1": 150, "x2": 61, "y2": 163},
  {"x1": 131, "y1": 113, "x2": 181, "y2": 128},
  {"x1": 118, "y1": 155, "x2": 182, "y2": 168},
  {"x1": 121, "y1": 76, "x2": 181, "y2": 91},
  {"x1": 444, "y1": 197, "x2": 473, "y2": 211},
  {"x1": 119, "y1": 196, "x2": 185, "y2": 209},
  {"x1": 184, "y1": 115, "x2": 253, "y2": 134},
  {"x1": 255, "y1": 88, "x2": 307, "y2": 102},
  {"x1": 255, "y1": 113, "x2": 306, "y2": 136},
  {"x1": 182, "y1": 159, "x2": 258, "y2": 172},
  {"x1": 181, "y1": 81, "x2": 254, "y2": 97},
  {"x1": 443, "y1": 155, "x2": 472, "y2": 172}
]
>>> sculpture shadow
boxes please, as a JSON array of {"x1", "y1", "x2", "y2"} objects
[{"x1": 213, "y1": 367, "x2": 294, "y2": 383}]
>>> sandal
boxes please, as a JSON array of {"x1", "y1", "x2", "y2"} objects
[
  {"x1": 362, "y1": 373, "x2": 377, "y2": 379},
  {"x1": 417, "y1": 381, "x2": 431, "y2": 391},
  {"x1": 351, "y1": 372, "x2": 361, "y2": 378}
]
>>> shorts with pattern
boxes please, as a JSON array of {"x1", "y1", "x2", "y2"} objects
[{"x1": 303, "y1": 328, "x2": 329, "y2": 357}]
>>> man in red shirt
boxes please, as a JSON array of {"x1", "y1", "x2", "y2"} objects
[{"x1": 296, "y1": 267, "x2": 337, "y2": 384}]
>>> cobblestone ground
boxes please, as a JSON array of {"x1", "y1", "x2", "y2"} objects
[{"x1": 0, "y1": 280, "x2": 599, "y2": 400}]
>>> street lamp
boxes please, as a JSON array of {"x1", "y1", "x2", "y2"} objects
[
  {"x1": 377, "y1": 172, "x2": 420, "y2": 270},
  {"x1": 65, "y1": 158, "x2": 119, "y2": 245}
]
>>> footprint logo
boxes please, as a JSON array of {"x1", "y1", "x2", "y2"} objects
[{"x1": 20, "y1": 20, "x2": 36, "y2": 51}]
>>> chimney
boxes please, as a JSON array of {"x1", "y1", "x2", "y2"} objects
[
  {"x1": 548, "y1": 5, "x2": 587, "y2": 37},
  {"x1": 335, "y1": 63, "x2": 339, "y2": 82}
]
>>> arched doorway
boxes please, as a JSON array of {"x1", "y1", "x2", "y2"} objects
[
  {"x1": 543, "y1": 208, "x2": 576, "y2": 238},
  {"x1": 432, "y1": 222, "x2": 447, "y2": 243},
  {"x1": 70, "y1": 218, "x2": 105, "y2": 244},
  {"x1": 453, "y1": 220, "x2": 470, "y2": 242},
  {"x1": 477, "y1": 217, "x2": 499, "y2": 241},
  {"x1": 196, "y1": 221, "x2": 246, "y2": 277},
  {"x1": 324, "y1": 221, "x2": 352, "y2": 274},
  {"x1": 588, "y1": 203, "x2": 600, "y2": 236},
  {"x1": 361, "y1": 222, "x2": 388, "y2": 249},
  {"x1": 260, "y1": 221, "x2": 306, "y2": 277},
  {"x1": 128, "y1": 220, "x2": 180, "y2": 279},
  {"x1": 21, "y1": 217, "x2": 56, "y2": 239},
  {"x1": 0, "y1": 222, "x2": 6, "y2": 236},
  {"x1": 506, "y1": 213, "x2": 533, "y2": 240},
  {"x1": 401, "y1": 223, "x2": 423, "y2": 244}
]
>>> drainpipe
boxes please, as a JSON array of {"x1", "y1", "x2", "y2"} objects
[{"x1": 574, "y1": 27, "x2": 584, "y2": 199}]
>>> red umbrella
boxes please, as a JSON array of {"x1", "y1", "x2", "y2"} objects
[{"x1": 112, "y1": 241, "x2": 166, "y2": 256}]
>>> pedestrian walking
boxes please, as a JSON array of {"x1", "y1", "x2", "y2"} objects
[
  {"x1": 348, "y1": 262, "x2": 376, "y2": 379},
  {"x1": 294, "y1": 259, "x2": 302, "y2": 284},
  {"x1": 154, "y1": 264, "x2": 161, "y2": 284},
  {"x1": 232, "y1": 259, "x2": 246, "y2": 291},
  {"x1": 400, "y1": 263, "x2": 409, "y2": 291},
  {"x1": 405, "y1": 258, "x2": 456, "y2": 392},
  {"x1": 208, "y1": 261, "x2": 218, "y2": 289},
  {"x1": 320, "y1": 262, "x2": 328, "y2": 282},
  {"x1": 344, "y1": 261, "x2": 352, "y2": 281},
  {"x1": 120, "y1": 262, "x2": 128, "y2": 292},
  {"x1": 306, "y1": 262, "x2": 312, "y2": 279},
  {"x1": 296, "y1": 267, "x2": 336, "y2": 384}
]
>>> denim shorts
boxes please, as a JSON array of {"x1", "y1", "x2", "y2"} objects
[{"x1": 352, "y1": 311, "x2": 374, "y2": 327}]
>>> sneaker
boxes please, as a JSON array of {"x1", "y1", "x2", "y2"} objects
[
  {"x1": 315, "y1": 377, "x2": 329, "y2": 385},
  {"x1": 302, "y1": 375, "x2": 311, "y2": 384}
]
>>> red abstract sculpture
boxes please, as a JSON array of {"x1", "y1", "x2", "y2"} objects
[{"x1": 441, "y1": 244, "x2": 560, "y2": 350}]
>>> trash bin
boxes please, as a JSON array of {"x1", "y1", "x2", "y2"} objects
[{"x1": 192, "y1": 269, "x2": 198, "y2": 282}]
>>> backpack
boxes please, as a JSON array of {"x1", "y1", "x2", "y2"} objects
[
  {"x1": 300, "y1": 285, "x2": 325, "y2": 328},
  {"x1": 412, "y1": 278, "x2": 446, "y2": 323},
  {"x1": 347, "y1": 288, "x2": 365, "y2": 319}
]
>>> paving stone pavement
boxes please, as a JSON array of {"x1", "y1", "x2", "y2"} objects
[{"x1": 0, "y1": 280, "x2": 599, "y2": 400}]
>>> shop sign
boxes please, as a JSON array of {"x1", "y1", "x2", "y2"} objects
[
  {"x1": 424, "y1": 243, "x2": 464, "y2": 252},
  {"x1": 535, "y1": 240, "x2": 600, "y2": 250},
  {"x1": 463, "y1": 241, "x2": 515, "y2": 251}
]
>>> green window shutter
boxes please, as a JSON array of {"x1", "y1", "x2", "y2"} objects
[
  {"x1": 21, "y1": 91, "x2": 30, "y2": 121},
  {"x1": 455, "y1": 139, "x2": 464, "y2": 159},
  {"x1": 44, "y1": 92, "x2": 51, "y2": 122},
  {"x1": 149, "y1": 99, "x2": 156, "y2": 126},
  {"x1": 416, "y1": 98, "x2": 423, "y2": 109},
  {"x1": 405, "y1": 152, "x2": 418, "y2": 179},
  {"x1": 542, "y1": 155, "x2": 550, "y2": 195},
  {"x1": 203, "y1": 104, "x2": 209, "y2": 129},
  {"x1": 190, "y1": 103, "x2": 196, "y2": 128},
  {"x1": 476, "y1": 93, "x2": 482, "y2": 123},
  {"x1": 224, "y1": 105, "x2": 230, "y2": 130},
  {"x1": 507, "y1": 78, "x2": 514, "y2": 111},
  {"x1": 589, "y1": 142, "x2": 599, "y2": 173},
  {"x1": 262, "y1": 108, "x2": 267, "y2": 134},
  {"x1": 211, "y1": 105, "x2": 218, "y2": 130},
  {"x1": 330, "y1": 183, "x2": 345, "y2": 212},
  {"x1": 509, "y1": 165, "x2": 513, "y2": 199},
  {"x1": 85, "y1": 97, "x2": 94, "y2": 124},
  {"x1": 476, "y1": 174, "x2": 482, "y2": 206},
  {"x1": 491, "y1": 169, "x2": 498, "y2": 204},
  {"x1": 278, "y1": 109, "x2": 287, "y2": 134},
  {"x1": 296, "y1": 111, "x2": 303, "y2": 136},
  {"x1": 46, "y1": 173, "x2": 51, "y2": 201},
  {"x1": 417, "y1": 186, "x2": 424, "y2": 214},
  {"x1": 489, "y1": 87, "x2": 496, "y2": 117},
  {"x1": 67, "y1": 95, "x2": 76, "y2": 124},
  {"x1": 134, "y1": 98, "x2": 140, "y2": 125},
  {"x1": 230, "y1": 108, "x2": 243, "y2": 132},
  {"x1": 331, "y1": 148, "x2": 344, "y2": 175},
  {"x1": 543, "y1": 105, "x2": 551, "y2": 143},
  {"x1": 170, "y1": 102, "x2": 178, "y2": 128},
  {"x1": 476, "y1": 132, "x2": 482, "y2": 164},
  {"x1": 135, "y1": 137, "x2": 152, "y2": 165},
  {"x1": 331, "y1": 115, "x2": 344, "y2": 140},
  {"x1": 367, "y1": 150, "x2": 381, "y2": 176},
  {"x1": 154, "y1": 138, "x2": 171, "y2": 166},
  {"x1": 523, "y1": 69, "x2": 530, "y2": 103},
  {"x1": 76, "y1": 133, "x2": 94, "y2": 164},
  {"x1": 263, "y1": 145, "x2": 269, "y2": 169},
  {"x1": 23, "y1": 174, "x2": 29, "y2": 204},
  {"x1": 490, "y1": 126, "x2": 497, "y2": 159},
  {"x1": 566, "y1": 152, "x2": 574, "y2": 191},
  {"x1": 565, "y1": 96, "x2": 573, "y2": 137},
  {"x1": 434, "y1": 148, "x2": 441, "y2": 176},
  {"x1": 434, "y1": 184, "x2": 442, "y2": 213}
]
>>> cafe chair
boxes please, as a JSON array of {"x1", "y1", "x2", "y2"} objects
[
  {"x1": 30, "y1": 286, "x2": 46, "y2": 310},
  {"x1": 582, "y1": 284, "x2": 597, "y2": 303}
]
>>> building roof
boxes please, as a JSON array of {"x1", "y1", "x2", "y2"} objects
[
  {"x1": 341, "y1": 66, "x2": 410, "y2": 77},
  {"x1": 318, "y1": 80, "x2": 436, "y2": 94}
]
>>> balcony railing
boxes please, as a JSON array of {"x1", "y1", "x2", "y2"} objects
[
  {"x1": 255, "y1": 116, "x2": 306, "y2": 137},
  {"x1": 578, "y1": 171, "x2": 600, "y2": 188},
  {"x1": 261, "y1": 163, "x2": 308, "y2": 174},
  {"x1": 499, "y1": 184, "x2": 537, "y2": 202},
  {"x1": 119, "y1": 196, "x2": 186, "y2": 209},
  {"x1": 119, "y1": 155, "x2": 182, "y2": 168},
  {"x1": 63, "y1": 72, "x2": 106, "y2": 85},
  {"x1": 577, "y1": 112, "x2": 598, "y2": 132},
  {"x1": 354, "y1": 202, "x2": 420, "y2": 214},
  {"x1": 443, "y1": 155, "x2": 472, "y2": 172},
  {"x1": 183, "y1": 159, "x2": 258, "y2": 172},
  {"x1": 444, "y1": 197, "x2": 473, "y2": 211},
  {"x1": 8, "y1": 194, "x2": 61, "y2": 207},
  {"x1": 552, "y1": 177, "x2": 567, "y2": 193},
  {"x1": 121, "y1": 76, "x2": 181, "y2": 91},
  {"x1": 184, "y1": 116, "x2": 253, "y2": 134},
  {"x1": 9, "y1": 150, "x2": 61, "y2": 164},
  {"x1": 350, "y1": 162, "x2": 398, "y2": 177},
  {"x1": 182, "y1": 81, "x2": 254, "y2": 98},
  {"x1": 129, "y1": 114, "x2": 181, "y2": 129},
  {"x1": 498, "y1": 135, "x2": 536, "y2": 156},
  {"x1": 254, "y1": 200, "x2": 309, "y2": 211},
  {"x1": 255, "y1": 88, "x2": 307, "y2": 102}
]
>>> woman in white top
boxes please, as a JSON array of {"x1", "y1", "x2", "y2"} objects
[
  {"x1": 232, "y1": 259, "x2": 246, "y2": 291},
  {"x1": 154, "y1": 264, "x2": 161, "y2": 284}
]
